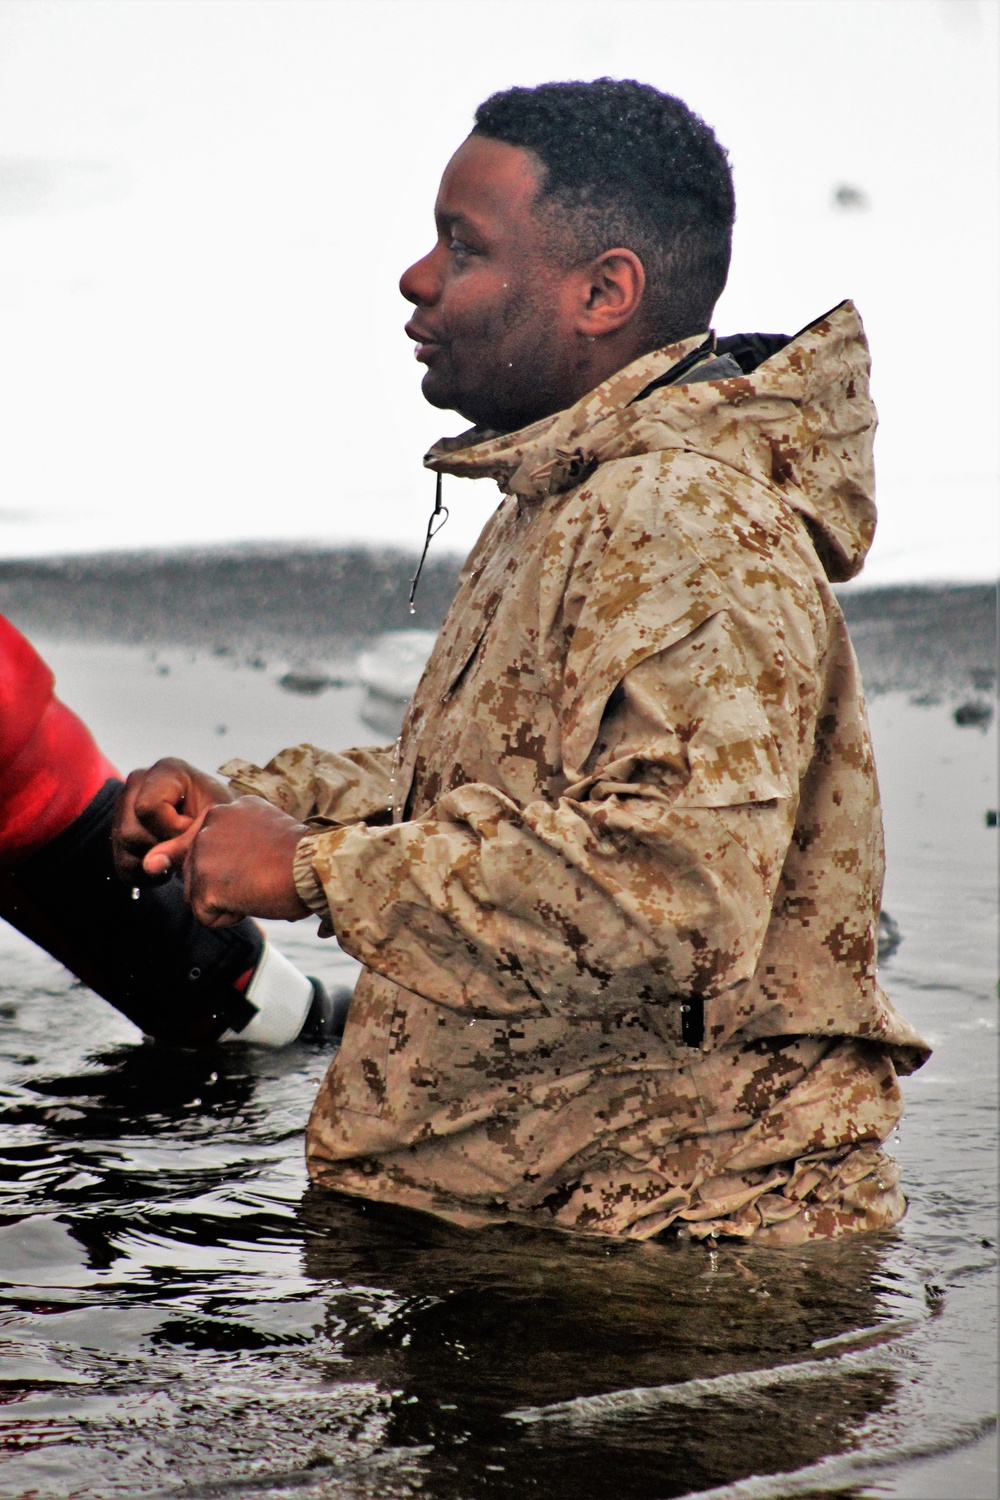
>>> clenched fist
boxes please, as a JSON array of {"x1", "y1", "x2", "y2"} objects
[{"x1": 181, "y1": 797, "x2": 311, "y2": 928}]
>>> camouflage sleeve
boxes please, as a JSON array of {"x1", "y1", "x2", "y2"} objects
[
  {"x1": 218, "y1": 743, "x2": 395, "y2": 827},
  {"x1": 292, "y1": 613, "x2": 801, "y2": 1019}
]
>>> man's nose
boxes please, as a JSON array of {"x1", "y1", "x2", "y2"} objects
[{"x1": 399, "y1": 247, "x2": 440, "y2": 307}]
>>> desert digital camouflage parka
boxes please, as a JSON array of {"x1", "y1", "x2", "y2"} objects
[{"x1": 225, "y1": 300, "x2": 929, "y2": 1241}]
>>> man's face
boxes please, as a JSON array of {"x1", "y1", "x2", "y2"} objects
[{"x1": 400, "y1": 135, "x2": 582, "y2": 433}]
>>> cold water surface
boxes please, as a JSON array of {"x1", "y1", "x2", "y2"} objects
[{"x1": 0, "y1": 646, "x2": 995, "y2": 1498}]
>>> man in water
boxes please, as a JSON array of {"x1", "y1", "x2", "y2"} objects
[{"x1": 114, "y1": 79, "x2": 928, "y2": 1241}]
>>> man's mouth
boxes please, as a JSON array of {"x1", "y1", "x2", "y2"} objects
[{"x1": 406, "y1": 322, "x2": 442, "y2": 365}]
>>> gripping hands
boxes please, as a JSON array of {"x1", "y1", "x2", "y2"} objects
[
  {"x1": 113, "y1": 758, "x2": 232, "y2": 881},
  {"x1": 113, "y1": 758, "x2": 310, "y2": 928}
]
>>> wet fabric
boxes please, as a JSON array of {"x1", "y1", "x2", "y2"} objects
[{"x1": 224, "y1": 300, "x2": 929, "y2": 1240}]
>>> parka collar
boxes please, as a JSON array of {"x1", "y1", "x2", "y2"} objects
[
  {"x1": 423, "y1": 302, "x2": 879, "y2": 582},
  {"x1": 423, "y1": 332, "x2": 710, "y2": 502}
]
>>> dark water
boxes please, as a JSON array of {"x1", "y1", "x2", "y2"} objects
[{"x1": 0, "y1": 634, "x2": 996, "y2": 1499}]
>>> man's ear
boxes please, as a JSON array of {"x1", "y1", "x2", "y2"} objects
[{"x1": 575, "y1": 249, "x2": 646, "y2": 337}]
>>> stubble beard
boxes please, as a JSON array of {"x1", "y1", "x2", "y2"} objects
[{"x1": 440, "y1": 309, "x2": 570, "y2": 433}]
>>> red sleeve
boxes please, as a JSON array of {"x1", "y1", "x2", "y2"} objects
[{"x1": 0, "y1": 616, "x2": 118, "y2": 864}]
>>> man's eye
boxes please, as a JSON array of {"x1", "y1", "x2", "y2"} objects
[{"x1": 448, "y1": 237, "x2": 474, "y2": 258}]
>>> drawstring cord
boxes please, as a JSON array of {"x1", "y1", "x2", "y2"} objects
[{"x1": 408, "y1": 472, "x2": 449, "y2": 613}]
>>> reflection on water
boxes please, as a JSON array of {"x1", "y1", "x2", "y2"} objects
[
  {"x1": 297, "y1": 1194, "x2": 907, "y2": 1499},
  {"x1": 0, "y1": 674, "x2": 995, "y2": 1498}
]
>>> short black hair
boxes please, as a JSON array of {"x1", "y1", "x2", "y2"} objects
[{"x1": 473, "y1": 79, "x2": 734, "y2": 345}]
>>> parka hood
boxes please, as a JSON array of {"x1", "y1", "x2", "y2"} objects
[{"x1": 426, "y1": 300, "x2": 877, "y2": 582}]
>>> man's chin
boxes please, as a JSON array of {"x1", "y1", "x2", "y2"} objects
[
  {"x1": 419, "y1": 373, "x2": 456, "y2": 412},
  {"x1": 420, "y1": 370, "x2": 480, "y2": 425},
  {"x1": 419, "y1": 373, "x2": 464, "y2": 417}
]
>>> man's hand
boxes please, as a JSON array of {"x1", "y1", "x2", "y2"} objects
[
  {"x1": 182, "y1": 798, "x2": 312, "y2": 928},
  {"x1": 112, "y1": 757, "x2": 234, "y2": 883}
]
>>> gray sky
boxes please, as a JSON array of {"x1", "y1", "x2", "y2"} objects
[{"x1": 0, "y1": 0, "x2": 996, "y2": 583}]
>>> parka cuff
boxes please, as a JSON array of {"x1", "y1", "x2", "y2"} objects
[{"x1": 292, "y1": 829, "x2": 342, "y2": 928}]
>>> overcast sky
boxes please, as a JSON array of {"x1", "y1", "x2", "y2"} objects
[{"x1": 0, "y1": 0, "x2": 996, "y2": 583}]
